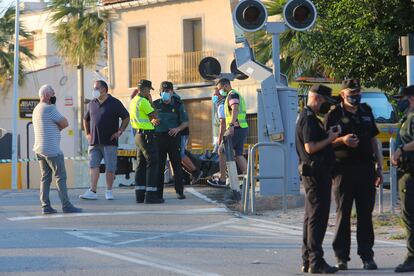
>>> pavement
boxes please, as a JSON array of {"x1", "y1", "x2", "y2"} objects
[{"x1": 0, "y1": 185, "x2": 408, "y2": 275}]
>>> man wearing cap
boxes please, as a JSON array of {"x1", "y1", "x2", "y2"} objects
[
  {"x1": 392, "y1": 85, "x2": 414, "y2": 273},
  {"x1": 296, "y1": 84, "x2": 339, "y2": 274},
  {"x1": 130, "y1": 79, "x2": 163, "y2": 204},
  {"x1": 325, "y1": 79, "x2": 382, "y2": 270},
  {"x1": 153, "y1": 81, "x2": 189, "y2": 200}
]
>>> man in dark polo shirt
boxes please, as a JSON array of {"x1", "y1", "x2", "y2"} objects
[
  {"x1": 153, "y1": 81, "x2": 189, "y2": 200},
  {"x1": 80, "y1": 80, "x2": 130, "y2": 200}
]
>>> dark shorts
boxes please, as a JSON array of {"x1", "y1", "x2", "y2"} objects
[{"x1": 232, "y1": 127, "x2": 248, "y2": 156}]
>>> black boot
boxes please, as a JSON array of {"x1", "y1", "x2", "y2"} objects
[
  {"x1": 309, "y1": 259, "x2": 338, "y2": 274},
  {"x1": 362, "y1": 259, "x2": 377, "y2": 270},
  {"x1": 395, "y1": 258, "x2": 414, "y2": 273},
  {"x1": 145, "y1": 191, "x2": 165, "y2": 204},
  {"x1": 135, "y1": 190, "x2": 145, "y2": 203}
]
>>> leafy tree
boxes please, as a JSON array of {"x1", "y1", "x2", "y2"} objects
[
  {"x1": 48, "y1": 0, "x2": 106, "y2": 153},
  {"x1": 0, "y1": 7, "x2": 35, "y2": 89},
  {"x1": 253, "y1": 0, "x2": 414, "y2": 92}
]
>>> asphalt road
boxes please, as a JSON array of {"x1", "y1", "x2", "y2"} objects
[{"x1": 0, "y1": 187, "x2": 407, "y2": 275}]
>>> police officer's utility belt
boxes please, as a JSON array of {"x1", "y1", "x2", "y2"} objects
[
  {"x1": 299, "y1": 161, "x2": 333, "y2": 177},
  {"x1": 138, "y1": 129, "x2": 155, "y2": 134},
  {"x1": 398, "y1": 151, "x2": 414, "y2": 173}
]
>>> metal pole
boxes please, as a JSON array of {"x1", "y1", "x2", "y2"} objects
[
  {"x1": 407, "y1": 55, "x2": 414, "y2": 86},
  {"x1": 11, "y1": 0, "x2": 20, "y2": 191},
  {"x1": 390, "y1": 138, "x2": 397, "y2": 213},
  {"x1": 26, "y1": 122, "x2": 32, "y2": 189},
  {"x1": 272, "y1": 34, "x2": 281, "y2": 84}
]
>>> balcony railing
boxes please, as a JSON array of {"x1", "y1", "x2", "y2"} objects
[
  {"x1": 167, "y1": 51, "x2": 215, "y2": 84},
  {"x1": 130, "y1": 57, "x2": 147, "y2": 87}
]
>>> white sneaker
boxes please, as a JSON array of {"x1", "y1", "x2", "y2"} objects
[
  {"x1": 79, "y1": 189, "x2": 98, "y2": 200},
  {"x1": 105, "y1": 190, "x2": 114, "y2": 200}
]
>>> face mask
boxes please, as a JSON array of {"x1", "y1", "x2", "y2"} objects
[
  {"x1": 346, "y1": 94, "x2": 361, "y2": 106},
  {"x1": 219, "y1": 89, "x2": 227, "y2": 97},
  {"x1": 398, "y1": 99, "x2": 409, "y2": 112},
  {"x1": 212, "y1": 95, "x2": 219, "y2": 104},
  {"x1": 318, "y1": 102, "x2": 332, "y2": 115},
  {"x1": 161, "y1": 92, "x2": 171, "y2": 102},
  {"x1": 92, "y1": 89, "x2": 101, "y2": 99},
  {"x1": 50, "y1": 96, "x2": 56, "y2": 105}
]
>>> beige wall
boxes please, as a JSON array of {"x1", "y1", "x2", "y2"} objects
[{"x1": 110, "y1": 0, "x2": 252, "y2": 99}]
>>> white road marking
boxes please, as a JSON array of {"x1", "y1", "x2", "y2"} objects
[
  {"x1": 66, "y1": 230, "x2": 120, "y2": 244},
  {"x1": 186, "y1": 188, "x2": 227, "y2": 207},
  {"x1": 115, "y1": 218, "x2": 238, "y2": 245},
  {"x1": 78, "y1": 247, "x2": 221, "y2": 276},
  {"x1": 7, "y1": 207, "x2": 227, "y2": 221}
]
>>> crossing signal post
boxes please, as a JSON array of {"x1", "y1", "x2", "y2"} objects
[
  {"x1": 399, "y1": 33, "x2": 414, "y2": 86},
  {"x1": 232, "y1": 0, "x2": 317, "y2": 196}
]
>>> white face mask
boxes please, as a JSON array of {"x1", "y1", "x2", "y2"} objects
[{"x1": 92, "y1": 89, "x2": 101, "y2": 99}]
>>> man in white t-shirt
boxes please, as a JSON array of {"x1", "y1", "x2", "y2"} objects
[
  {"x1": 207, "y1": 89, "x2": 227, "y2": 188},
  {"x1": 33, "y1": 84, "x2": 82, "y2": 215}
]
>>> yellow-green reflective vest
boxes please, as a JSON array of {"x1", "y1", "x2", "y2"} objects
[
  {"x1": 224, "y1": 89, "x2": 248, "y2": 129},
  {"x1": 129, "y1": 96, "x2": 154, "y2": 130}
]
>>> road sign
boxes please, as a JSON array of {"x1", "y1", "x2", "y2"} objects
[{"x1": 19, "y1": 98, "x2": 39, "y2": 119}]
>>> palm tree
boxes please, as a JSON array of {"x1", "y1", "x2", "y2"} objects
[
  {"x1": 251, "y1": 0, "x2": 331, "y2": 80},
  {"x1": 48, "y1": 0, "x2": 106, "y2": 153},
  {"x1": 0, "y1": 6, "x2": 35, "y2": 89}
]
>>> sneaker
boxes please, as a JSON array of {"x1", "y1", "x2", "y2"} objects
[
  {"x1": 207, "y1": 178, "x2": 227, "y2": 188},
  {"x1": 105, "y1": 190, "x2": 114, "y2": 200},
  {"x1": 395, "y1": 258, "x2": 414, "y2": 273},
  {"x1": 362, "y1": 259, "x2": 377, "y2": 270},
  {"x1": 62, "y1": 205, "x2": 82, "y2": 213},
  {"x1": 191, "y1": 170, "x2": 203, "y2": 185},
  {"x1": 79, "y1": 189, "x2": 97, "y2": 200},
  {"x1": 42, "y1": 206, "x2": 57, "y2": 215}
]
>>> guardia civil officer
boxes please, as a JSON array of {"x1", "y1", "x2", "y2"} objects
[
  {"x1": 153, "y1": 81, "x2": 189, "y2": 200},
  {"x1": 392, "y1": 85, "x2": 414, "y2": 273},
  {"x1": 325, "y1": 79, "x2": 382, "y2": 270},
  {"x1": 129, "y1": 80, "x2": 163, "y2": 204},
  {"x1": 296, "y1": 84, "x2": 339, "y2": 274}
]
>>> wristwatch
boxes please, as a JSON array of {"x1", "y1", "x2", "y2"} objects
[{"x1": 229, "y1": 123, "x2": 235, "y2": 127}]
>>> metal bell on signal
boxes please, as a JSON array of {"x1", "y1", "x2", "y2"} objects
[
  {"x1": 232, "y1": 0, "x2": 268, "y2": 33},
  {"x1": 283, "y1": 0, "x2": 317, "y2": 31}
]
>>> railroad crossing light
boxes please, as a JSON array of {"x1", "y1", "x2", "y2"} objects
[
  {"x1": 233, "y1": 0, "x2": 268, "y2": 33},
  {"x1": 283, "y1": 0, "x2": 317, "y2": 31},
  {"x1": 198, "y1": 57, "x2": 222, "y2": 80}
]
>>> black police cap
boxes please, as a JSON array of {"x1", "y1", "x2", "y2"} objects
[
  {"x1": 401, "y1": 85, "x2": 414, "y2": 96},
  {"x1": 309, "y1": 84, "x2": 336, "y2": 103},
  {"x1": 341, "y1": 79, "x2": 361, "y2": 91},
  {"x1": 138, "y1": 79, "x2": 154, "y2": 90},
  {"x1": 160, "y1": 81, "x2": 173, "y2": 90}
]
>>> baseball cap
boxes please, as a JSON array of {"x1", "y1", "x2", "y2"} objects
[
  {"x1": 341, "y1": 79, "x2": 361, "y2": 91},
  {"x1": 138, "y1": 79, "x2": 154, "y2": 90},
  {"x1": 160, "y1": 81, "x2": 173, "y2": 91},
  {"x1": 309, "y1": 84, "x2": 336, "y2": 103}
]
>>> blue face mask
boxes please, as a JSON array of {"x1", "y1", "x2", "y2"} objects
[
  {"x1": 161, "y1": 91, "x2": 171, "y2": 102},
  {"x1": 346, "y1": 94, "x2": 361, "y2": 106},
  {"x1": 212, "y1": 95, "x2": 219, "y2": 104}
]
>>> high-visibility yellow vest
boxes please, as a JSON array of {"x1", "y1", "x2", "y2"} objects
[
  {"x1": 129, "y1": 95, "x2": 154, "y2": 130},
  {"x1": 224, "y1": 89, "x2": 248, "y2": 129}
]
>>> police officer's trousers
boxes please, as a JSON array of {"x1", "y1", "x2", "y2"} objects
[
  {"x1": 156, "y1": 133, "x2": 184, "y2": 198},
  {"x1": 398, "y1": 172, "x2": 414, "y2": 260},
  {"x1": 135, "y1": 132, "x2": 159, "y2": 195},
  {"x1": 302, "y1": 171, "x2": 332, "y2": 266},
  {"x1": 332, "y1": 162, "x2": 376, "y2": 261}
]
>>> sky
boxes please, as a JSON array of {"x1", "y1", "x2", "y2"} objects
[{"x1": 0, "y1": 0, "x2": 47, "y2": 17}]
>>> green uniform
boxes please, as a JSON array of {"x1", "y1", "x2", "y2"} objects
[
  {"x1": 396, "y1": 109, "x2": 414, "y2": 261},
  {"x1": 154, "y1": 98, "x2": 188, "y2": 132}
]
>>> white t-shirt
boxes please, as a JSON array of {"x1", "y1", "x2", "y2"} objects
[
  {"x1": 32, "y1": 102, "x2": 64, "y2": 157},
  {"x1": 217, "y1": 102, "x2": 225, "y2": 120}
]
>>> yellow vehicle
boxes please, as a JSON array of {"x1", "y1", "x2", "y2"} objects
[{"x1": 295, "y1": 77, "x2": 399, "y2": 173}]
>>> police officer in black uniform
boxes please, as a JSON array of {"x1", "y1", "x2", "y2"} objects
[
  {"x1": 325, "y1": 79, "x2": 382, "y2": 270},
  {"x1": 392, "y1": 85, "x2": 414, "y2": 273},
  {"x1": 296, "y1": 84, "x2": 339, "y2": 274},
  {"x1": 153, "y1": 81, "x2": 189, "y2": 200}
]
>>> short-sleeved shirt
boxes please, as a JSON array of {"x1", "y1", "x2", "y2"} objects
[
  {"x1": 84, "y1": 94, "x2": 129, "y2": 146},
  {"x1": 172, "y1": 93, "x2": 189, "y2": 136},
  {"x1": 324, "y1": 103, "x2": 379, "y2": 163},
  {"x1": 217, "y1": 101, "x2": 225, "y2": 120},
  {"x1": 397, "y1": 110, "x2": 414, "y2": 147},
  {"x1": 295, "y1": 106, "x2": 335, "y2": 164},
  {"x1": 153, "y1": 98, "x2": 188, "y2": 133},
  {"x1": 32, "y1": 102, "x2": 64, "y2": 157},
  {"x1": 227, "y1": 91, "x2": 240, "y2": 107}
]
